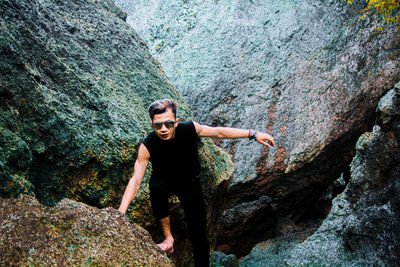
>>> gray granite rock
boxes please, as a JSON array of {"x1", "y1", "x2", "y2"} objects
[
  {"x1": 115, "y1": 0, "x2": 400, "y2": 255},
  {"x1": 211, "y1": 251, "x2": 237, "y2": 267},
  {"x1": 240, "y1": 84, "x2": 400, "y2": 266},
  {"x1": 239, "y1": 229, "x2": 317, "y2": 267}
]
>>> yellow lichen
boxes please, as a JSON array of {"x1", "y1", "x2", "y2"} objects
[{"x1": 346, "y1": 0, "x2": 400, "y2": 32}]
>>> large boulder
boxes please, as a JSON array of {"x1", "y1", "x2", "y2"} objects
[
  {"x1": 240, "y1": 83, "x2": 400, "y2": 266},
  {"x1": 0, "y1": 0, "x2": 234, "y2": 264},
  {"x1": 115, "y1": 0, "x2": 400, "y2": 255},
  {"x1": 0, "y1": 0, "x2": 192, "y2": 207},
  {"x1": 0, "y1": 195, "x2": 173, "y2": 266}
]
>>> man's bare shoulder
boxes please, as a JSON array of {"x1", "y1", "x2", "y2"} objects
[
  {"x1": 138, "y1": 143, "x2": 150, "y2": 160},
  {"x1": 192, "y1": 121, "x2": 201, "y2": 133}
]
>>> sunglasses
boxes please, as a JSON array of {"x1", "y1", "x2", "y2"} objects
[{"x1": 151, "y1": 120, "x2": 176, "y2": 130}]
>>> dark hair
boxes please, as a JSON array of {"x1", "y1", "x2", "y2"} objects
[{"x1": 148, "y1": 99, "x2": 178, "y2": 120}]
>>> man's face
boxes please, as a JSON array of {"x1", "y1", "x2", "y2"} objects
[{"x1": 151, "y1": 109, "x2": 179, "y2": 141}]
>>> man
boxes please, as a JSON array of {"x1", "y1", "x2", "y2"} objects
[{"x1": 118, "y1": 99, "x2": 274, "y2": 266}]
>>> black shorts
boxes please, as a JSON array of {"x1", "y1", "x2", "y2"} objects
[{"x1": 149, "y1": 175, "x2": 205, "y2": 220}]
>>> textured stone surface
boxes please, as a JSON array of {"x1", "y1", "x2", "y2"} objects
[
  {"x1": 115, "y1": 0, "x2": 400, "y2": 255},
  {"x1": 0, "y1": 195, "x2": 173, "y2": 266},
  {"x1": 239, "y1": 229, "x2": 317, "y2": 267},
  {"x1": 239, "y1": 84, "x2": 400, "y2": 266},
  {"x1": 0, "y1": 0, "x2": 188, "y2": 207},
  {"x1": 211, "y1": 251, "x2": 237, "y2": 267},
  {"x1": 0, "y1": 0, "x2": 234, "y2": 264}
]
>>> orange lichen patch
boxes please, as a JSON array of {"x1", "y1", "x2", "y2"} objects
[
  {"x1": 280, "y1": 125, "x2": 287, "y2": 136},
  {"x1": 255, "y1": 147, "x2": 270, "y2": 176},
  {"x1": 266, "y1": 87, "x2": 278, "y2": 134},
  {"x1": 267, "y1": 102, "x2": 276, "y2": 134},
  {"x1": 274, "y1": 145, "x2": 287, "y2": 168},
  {"x1": 255, "y1": 86, "x2": 288, "y2": 179},
  {"x1": 332, "y1": 115, "x2": 349, "y2": 122},
  {"x1": 255, "y1": 144, "x2": 288, "y2": 189}
]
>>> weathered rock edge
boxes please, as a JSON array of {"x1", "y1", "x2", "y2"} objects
[
  {"x1": 240, "y1": 82, "x2": 400, "y2": 266},
  {"x1": 0, "y1": 195, "x2": 173, "y2": 266}
]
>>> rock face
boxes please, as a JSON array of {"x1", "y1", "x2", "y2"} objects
[
  {"x1": 211, "y1": 251, "x2": 237, "y2": 267},
  {"x1": 240, "y1": 84, "x2": 400, "y2": 266},
  {"x1": 0, "y1": 0, "x2": 234, "y2": 264},
  {"x1": 0, "y1": 0, "x2": 190, "y2": 207},
  {"x1": 115, "y1": 0, "x2": 400, "y2": 255},
  {"x1": 0, "y1": 195, "x2": 173, "y2": 266}
]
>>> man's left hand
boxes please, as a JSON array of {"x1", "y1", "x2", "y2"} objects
[{"x1": 255, "y1": 132, "x2": 275, "y2": 147}]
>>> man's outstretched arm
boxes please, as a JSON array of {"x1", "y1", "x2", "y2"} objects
[
  {"x1": 193, "y1": 121, "x2": 275, "y2": 147},
  {"x1": 118, "y1": 143, "x2": 150, "y2": 215}
]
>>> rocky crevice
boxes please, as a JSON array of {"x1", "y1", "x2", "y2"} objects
[
  {"x1": 215, "y1": 120, "x2": 374, "y2": 256},
  {"x1": 239, "y1": 83, "x2": 400, "y2": 266}
]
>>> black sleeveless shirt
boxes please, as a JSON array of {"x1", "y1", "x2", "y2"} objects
[{"x1": 142, "y1": 120, "x2": 201, "y2": 180}]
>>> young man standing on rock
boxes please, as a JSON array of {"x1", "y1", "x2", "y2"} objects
[{"x1": 118, "y1": 99, "x2": 274, "y2": 266}]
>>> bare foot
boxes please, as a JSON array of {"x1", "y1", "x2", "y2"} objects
[{"x1": 157, "y1": 237, "x2": 174, "y2": 254}]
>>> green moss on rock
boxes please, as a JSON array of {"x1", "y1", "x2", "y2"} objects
[{"x1": 0, "y1": 0, "x2": 232, "y2": 209}]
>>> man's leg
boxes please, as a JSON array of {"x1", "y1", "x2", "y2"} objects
[
  {"x1": 178, "y1": 178, "x2": 210, "y2": 267},
  {"x1": 157, "y1": 216, "x2": 174, "y2": 253},
  {"x1": 149, "y1": 177, "x2": 174, "y2": 254}
]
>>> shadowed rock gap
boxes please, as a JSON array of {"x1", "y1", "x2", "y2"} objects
[
  {"x1": 239, "y1": 84, "x2": 400, "y2": 265},
  {"x1": 213, "y1": 92, "x2": 391, "y2": 256}
]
